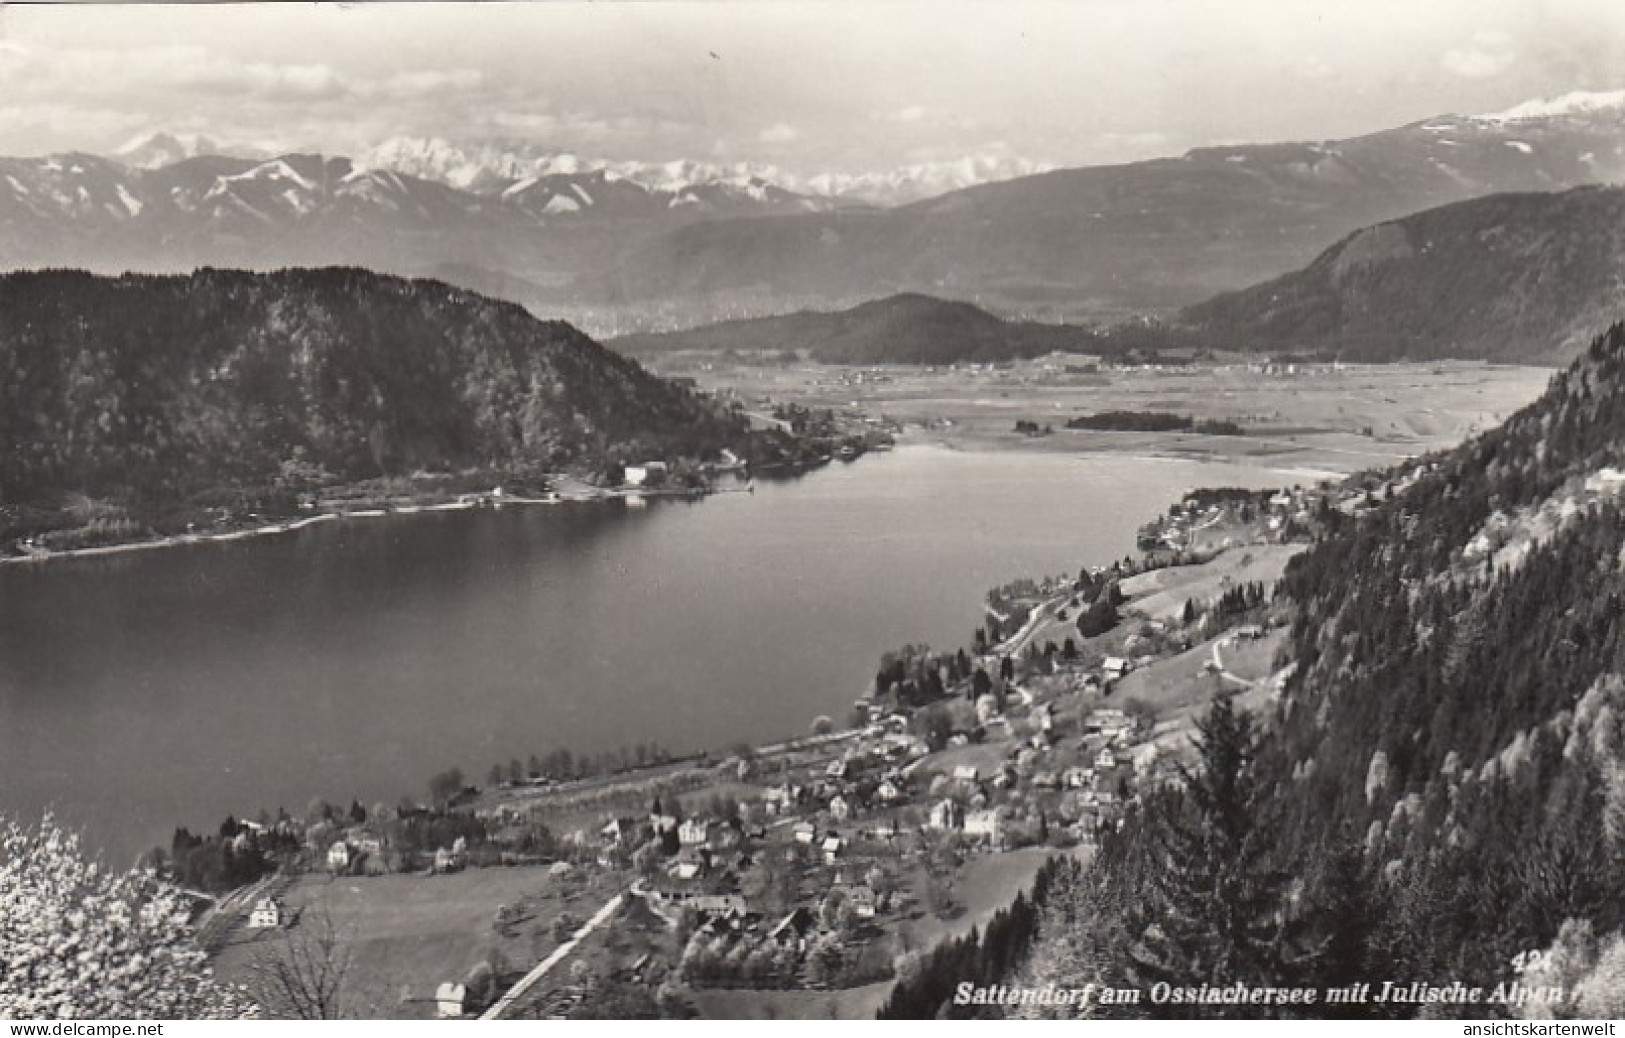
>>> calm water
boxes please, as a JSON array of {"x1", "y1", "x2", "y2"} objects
[{"x1": 0, "y1": 446, "x2": 1294, "y2": 863}]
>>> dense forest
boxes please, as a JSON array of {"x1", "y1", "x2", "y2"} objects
[
  {"x1": 0, "y1": 268, "x2": 774, "y2": 544},
  {"x1": 895, "y1": 322, "x2": 1625, "y2": 1018}
]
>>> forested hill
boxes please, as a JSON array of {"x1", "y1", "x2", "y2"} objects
[
  {"x1": 610, "y1": 293, "x2": 1104, "y2": 365},
  {"x1": 0, "y1": 268, "x2": 748, "y2": 515},
  {"x1": 1181, "y1": 186, "x2": 1625, "y2": 364},
  {"x1": 1016, "y1": 322, "x2": 1625, "y2": 1018}
]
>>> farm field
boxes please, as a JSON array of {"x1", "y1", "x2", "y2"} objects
[{"x1": 211, "y1": 865, "x2": 624, "y2": 1018}]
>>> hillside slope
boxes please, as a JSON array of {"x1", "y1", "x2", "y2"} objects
[
  {"x1": 1012, "y1": 322, "x2": 1625, "y2": 1017},
  {"x1": 0, "y1": 268, "x2": 747, "y2": 515},
  {"x1": 1182, "y1": 185, "x2": 1625, "y2": 363}
]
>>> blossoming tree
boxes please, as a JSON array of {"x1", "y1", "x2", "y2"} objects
[{"x1": 0, "y1": 814, "x2": 257, "y2": 1019}]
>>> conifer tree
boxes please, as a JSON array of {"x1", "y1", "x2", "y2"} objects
[{"x1": 1123, "y1": 696, "x2": 1294, "y2": 1015}]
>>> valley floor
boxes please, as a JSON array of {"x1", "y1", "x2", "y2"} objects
[{"x1": 647, "y1": 356, "x2": 1550, "y2": 478}]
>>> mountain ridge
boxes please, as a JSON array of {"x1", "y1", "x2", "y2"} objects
[
  {"x1": 1179, "y1": 184, "x2": 1625, "y2": 364},
  {"x1": 0, "y1": 267, "x2": 756, "y2": 546},
  {"x1": 590, "y1": 100, "x2": 1625, "y2": 325},
  {"x1": 7, "y1": 93, "x2": 1625, "y2": 334},
  {"x1": 609, "y1": 292, "x2": 1110, "y2": 365}
]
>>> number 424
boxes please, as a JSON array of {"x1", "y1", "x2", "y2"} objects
[{"x1": 1511, "y1": 949, "x2": 1552, "y2": 974}]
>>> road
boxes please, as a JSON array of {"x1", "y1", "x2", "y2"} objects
[{"x1": 479, "y1": 887, "x2": 628, "y2": 1019}]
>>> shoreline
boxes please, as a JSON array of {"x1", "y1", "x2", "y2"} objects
[
  {"x1": 0, "y1": 482, "x2": 745, "y2": 568},
  {"x1": 0, "y1": 440, "x2": 1334, "y2": 570}
]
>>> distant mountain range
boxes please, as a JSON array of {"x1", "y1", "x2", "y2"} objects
[
  {"x1": 3, "y1": 92, "x2": 1625, "y2": 334},
  {"x1": 622, "y1": 182, "x2": 1625, "y2": 367},
  {"x1": 0, "y1": 150, "x2": 832, "y2": 314},
  {"x1": 355, "y1": 136, "x2": 1052, "y2": 207},
  {"x1": 611, "y1": 293, "x2": 1107, "y2": 365},
  {"x1": 1180, "y1": 184, "x2": 1625, "y2": 364},
  {"x1": 594, "y1": 93, "x2": 1625, "y2": 325}
]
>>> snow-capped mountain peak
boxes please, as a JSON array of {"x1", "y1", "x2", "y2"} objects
[
  {"x1": 114, "y1": 132, "x2": 267, "y2": 170},
  {"x1": 355, "y1": 136, "x2": 1048, "y2": 206},
  {"x1": 1473, "y1": 89, "x2": 1625, "y2": 124}
]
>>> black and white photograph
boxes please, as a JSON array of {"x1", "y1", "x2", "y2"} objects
[{"x1": 2, "y1": 0, "x2": 1625, "y2": 1023}]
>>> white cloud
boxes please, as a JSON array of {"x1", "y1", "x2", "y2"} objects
[
  {"x1": 0, "y1": 103, "x2": 145, "y2": 141},
  {"x1": 1442, "y1": 30, "x2": 1516, "y2": 79},
  {"x1": 879, "y1": 105, "x2": 929, "y2": 123},
  {"x1": 372, "y1": 69, "x2": 484, "y2": 101},
  {"x1": 180, "y1": 59, "x2": 349, "y2": 101},
  {"x1": 758, "y1": 122, "x2": 799, "y2": 143}
]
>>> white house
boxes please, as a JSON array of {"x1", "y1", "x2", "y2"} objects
[
  {"x1": 964, "y1": 809, "x2": 1004, "y2": 844},
  {"x1": 669, "y1": 858, "x2": 702, "y2": 880},
  {"x1": 623, "y1": 461, "x2": 668, "y2": 487},
  {"x1": 650, "y1": 812, "x2": 679, "y2": 835},
  {"x1": 247, "y1": 897, "x2": 282, "y2": 929},
  {"x1": 434, "y1": 843, "x2": 465, "y2": 873},
  {"x1": 678, "y1": 818, "x2": 710, "y2": 846},
  {"x1": 848, "y1": 884, "x2": 879, "y2": 918},
  {"x1": 792, "y1": 821, "x2": 817, "y2": 844},
  {"x1": 761, "y1": 785, "x2": 793, "y2": 816},
  {"x1": 1102, "y1": 657, "x2": 1133, "y2": 678},
  {"x1": 875, "y1": 779, "x2": 901, "y2": 803},
  {"x1": 326, "y1": 840, "x2": 350, "y2": 871},
  {"x1": 928, "y1": 799, "x2": 963, "y2": 831},
  {"x1": 828, "y1": 795, "x2": 851, "y2": 822},
  {"x1": 821, "y1": 835, "x2": 844, "y2": 864},
  {"x1": 1095, "y1": 748, "x2": 1119, "y2": 770},
  {"x1": 435, "y1": 982, "x2": 467, "y2": 1019},
  {"x1": 953, "y1": 765, "x2": 980, "y2": 784}
]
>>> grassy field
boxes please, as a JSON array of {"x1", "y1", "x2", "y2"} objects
[
  {"x1": 896, "y1": 845, "x2": 1085, "y2": 953},
  {"x1": 212, "y1": 865, "x2": 623, "y2": 1019},
  {"x1": 1107, "y1": 627, "x2": 1291, "y2": 765},
  {"x1": 919, "y1": 740, "x2": 1012, "y2": 780},
  {"x1": 1119, "y1": 544, "x2": 1304, "y2": 620}
]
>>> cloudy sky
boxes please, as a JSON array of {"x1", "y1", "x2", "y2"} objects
[{"x1": 1, "y1": 0, "x2": 1624, "y2": 176}]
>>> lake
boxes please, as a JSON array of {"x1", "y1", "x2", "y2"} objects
[{"x1": 0, "y1": 445, "x2": 1300, "y2": 863}]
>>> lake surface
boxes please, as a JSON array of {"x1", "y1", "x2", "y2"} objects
[{"x1": 0, "y1": 445, "x2": 1297, "y2": 863}]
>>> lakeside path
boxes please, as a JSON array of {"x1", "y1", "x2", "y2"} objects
[
  {"x1": 0, "y1": 482, "x2": 750, "y2": 569},
  {"x1": 480, "y1": 886, "x2": 629, "y2": 1020}
]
